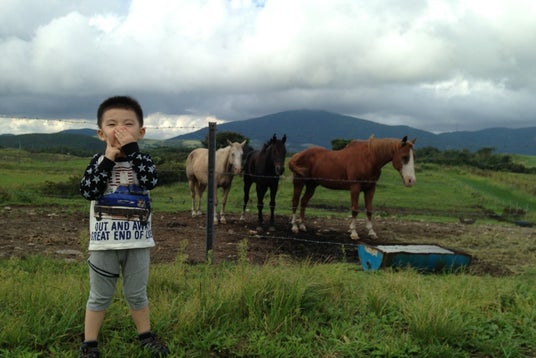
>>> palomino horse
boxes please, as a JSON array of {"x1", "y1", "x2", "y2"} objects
[
  {"x1": 240, "y1": 134, "x2": 287, "y2": 232},
  {"x1": 288, "y1": 136, "x2": 416, "y2": 240},
  {"x1": 186, "y1": 140, "x2": 246, "y2": 224}
]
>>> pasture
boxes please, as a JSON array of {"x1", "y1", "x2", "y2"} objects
[{"x1": 1, "y1": 148, "x2": 536, "y2": 356}]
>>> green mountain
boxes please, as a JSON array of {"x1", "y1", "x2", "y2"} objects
[
  {"x1": 168, "y1": 110, "x2": 536, "y2": 155},
  {"x1": 1, "y1": 110, "x2": 535, "y2": 155}
]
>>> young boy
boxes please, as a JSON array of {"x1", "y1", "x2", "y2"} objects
[{"x1": 79, "y1": 96, "x2": 169, "y2": 357}]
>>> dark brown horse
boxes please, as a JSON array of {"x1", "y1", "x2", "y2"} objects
[
  {"x1": 240, "y1": 134, "x2": 287, "y2": 232},
  {"x1": 288, "y1": 136, "x2": 416, "y2": 240}
]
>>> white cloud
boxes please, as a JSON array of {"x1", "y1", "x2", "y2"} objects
[
  {"x1": 0, "y1": 117, "x2": 93, "y2": 135},
  {"x1": 0, "y1": 113, "x2": 222, "y2": 140},
  {"x1": 143, "y1": 112, "x2": 224, "y2": 139},
  {"x1": 1, "y1": 0, "x2": 536, "y2": 136}
]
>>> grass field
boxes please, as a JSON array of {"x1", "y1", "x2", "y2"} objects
[
  {"x1": 1, "y1": 148, "x2": 536, "y2": 357},
  {"x1": 2, "y1": 255, "x2": 536, "y2": 357},
  {"x1": 2, "y1": 148, "x2": 535, "y2": 223}
]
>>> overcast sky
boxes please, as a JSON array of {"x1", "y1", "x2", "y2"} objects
[{"x1": 1, "y1": 0, "x2": 535, "y2": 139}]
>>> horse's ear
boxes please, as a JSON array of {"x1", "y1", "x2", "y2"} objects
[
  {"x1": 227, "y1": 139, "x2": 232, "y2": 146},
  {"x1": 401, "y1": 136, "x2": 408, "y2": 145},
  {"x1": 272, "y1": 133, "x2": 277, "y2": 141},
  {"x1": 282, "y1": 134, "x2": 287, "y2": 143},
  {"x1": 411, "y1": 138, "x2": 416, "y2": 145},
  {"x1": 240, "y1": 140, "x2": 247, "y2": 148}
]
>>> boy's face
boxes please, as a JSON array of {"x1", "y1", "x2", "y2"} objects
[{"x1": 97, "y1": 108, "x2": 145, "y2": 147}]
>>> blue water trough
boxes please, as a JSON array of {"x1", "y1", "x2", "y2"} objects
[{"x1": 357, "y1": 244, "x2": 472, "y2": 273}]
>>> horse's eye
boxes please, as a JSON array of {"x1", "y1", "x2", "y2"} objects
[{"x1": 402, "y1": 156, "x2": 409, "y2": 164}]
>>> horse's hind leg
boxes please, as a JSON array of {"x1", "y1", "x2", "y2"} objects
[
  {"x1": 195, "y1": 183, "x2": 206, "y2": 216},
  {"x1": 363, "y1": 188, "x2": 378, "y2": 239},
  {"x1": 349, "y1": 185, "x2": 361, "y2": 240},
  {"x1": 256, "y1": 184, "x2": 268, "y2": 232},
  {"x1": 290, "y1": 179, "x2": 304, "y2": 233},
  {"x1": 240, "y1": 176, "x2": 253, "y2": 222},
  {"x1": 189, "y1": 180, "x2": 199, "y2": 217},
  {"x1": 219, "y1": 187, "x2": 230, "y2": 224},
  {"x1": 267, "y1": 182, "x2": 279, "y2": 232},
  {"x1": 291, "y1": 181, "x2": 315, "y2": 233},
  {"x1": 298, "y1": 184, "x2": 316, "y2": 232}
]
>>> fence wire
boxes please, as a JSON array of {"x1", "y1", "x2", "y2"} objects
[{"x1": 2, "y1": 119, "x2": 535, "y2": 250}]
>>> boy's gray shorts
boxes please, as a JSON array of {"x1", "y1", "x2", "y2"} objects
[{"x1": 86, "y1": 248, "x2": 150, "y2": 311}]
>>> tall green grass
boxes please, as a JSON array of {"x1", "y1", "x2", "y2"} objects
[{"x1": 1, "y1": 255, "x2": 535, "y2": 357}]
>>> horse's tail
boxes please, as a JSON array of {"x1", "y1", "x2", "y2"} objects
[
  {"x1": 288, "y1": 152, "x2": 310, "y2": 178},
  {"x1": 185, "y1": 149, "x2": 202, "y2": 179}
]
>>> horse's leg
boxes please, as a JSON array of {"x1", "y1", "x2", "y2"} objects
[
  {"x1": 255, "y1": 183, "x2": 269, "y2": 232},
  {"x1": 267, "y1": 180, "x2": 279, "y2": 232},
  {"x1": 213, "y1": 184, "x2": 220, "y2": 223},
  {"x1": 240, "y1": 176, "x2": 252, "y2": 222},
  {"x1": 291, "y1": 179, "x2": 305, "y2": 233},
  {"x1": 363, "y1": 186, "x2": 377, "y2": 239},
  {"x1": 188, "y1": 179, "x2": 197, "y2": 217},
  {"x1": 349, "y1": 184, "x2": 361, "y2": 240},
  {"x1": 196, "y1": 182, "x2": 206, "y2": 216},
  {"x1": 297, "y1": 183, "x2": 316, "y2": 232},
  {"x1": 219, "y1": 186, "x2": 230, "y2": 224}
]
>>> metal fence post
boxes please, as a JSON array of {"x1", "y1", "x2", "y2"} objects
[{"x1": 206, "y1": 122, "x2": 216, "y2": 260}]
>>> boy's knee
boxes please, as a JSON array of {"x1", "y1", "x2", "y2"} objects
[
  {"x1": 124, "y1": 287, "x2": 149, "y2": 310},
  {"x1": 87, "y1": 293, "x2": 114, "y2": 311}
]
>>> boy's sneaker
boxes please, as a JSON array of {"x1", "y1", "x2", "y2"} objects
[
  {"x1": 139, "y1": 332, "x2": 170, "y2": 357},
  {"x1": 79, "y1": 341, "x2": 100, "y2": 358}
]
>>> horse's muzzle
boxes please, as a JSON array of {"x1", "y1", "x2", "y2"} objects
[{"x1": 403, "y1": 176, "x2": 415, "y2": 187}]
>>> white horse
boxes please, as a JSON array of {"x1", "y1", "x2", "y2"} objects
[{"x1": 185, "y1": 140, "x2": 246, "y2": 224}]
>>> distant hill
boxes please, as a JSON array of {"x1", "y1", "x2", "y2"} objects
[
  {"x1": 0, "y1": 131, "x2": 102, "y2": 154},
  {"x1": 1, "y1": 110, "x2": 535, "y2": 155},
  {"x1": 60, "y1": 128, "x2": 98, "y2": 137},
  {"x1": 168, "y1": 110, "x2": 536, "y2": 155}
]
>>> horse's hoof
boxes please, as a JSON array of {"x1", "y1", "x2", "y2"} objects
[
  {"x1": 220, "y1": 218, "x2": 227, "y2": 224},
  {"x1": 299, "y1": 224, "x2": 307, "y2": 232},
  {"x1": 291, "y1": 225, "x2": 299, "y2": 234},
  {"x1": 256, "y1": 226, "x2": 263, "y2": 233},
  {"x1": 350, "y1": 231, "x2": 359, "y2": 240}
]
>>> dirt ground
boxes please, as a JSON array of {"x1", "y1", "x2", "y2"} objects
[{"x1": 2, "y1": 205, "x2": 534, "y2": 276}]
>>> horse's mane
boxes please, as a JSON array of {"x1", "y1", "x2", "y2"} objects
[
  {"x1": 261, "y1": 135, "x2": 277, "y2": 152},
  {"x1": 261, "y1": 140, "x2": 272, "y2": 152},
  {"x1": 216, "y1": 145, "x2": 232, "y2": 174},
  {"x1": 367, "y1": 136, "x2": 402, "y2": 160}
]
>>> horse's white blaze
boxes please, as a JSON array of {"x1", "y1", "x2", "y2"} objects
[
  {"x1": 401, "y1": 149, "x2": 416, "y2": 187},
  {"x1": 229, "y1": 146, "x2": 243, "y2": 175}
]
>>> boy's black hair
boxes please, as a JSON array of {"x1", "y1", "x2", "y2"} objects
[{"x1": 97, "y1": 96, "x2": 144, "y2": 128}]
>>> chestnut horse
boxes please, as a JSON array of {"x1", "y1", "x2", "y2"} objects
[
  {"x1": 240, "y1": 134, "x2": 287, "y2": 232},
  {"x1": 288, "y1": 136, "x2": 416, "y2": 240},
  {"x1": 186, "y1": 140, "x2": 246, "y2": 224}
]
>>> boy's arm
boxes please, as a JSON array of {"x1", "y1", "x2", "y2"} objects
[
  {"x1": 79, "y1": 154, "x2": 115, "y2": 200},
  {"x1": 122, "y1": 142, "x2": 159, "y2": 190}
]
